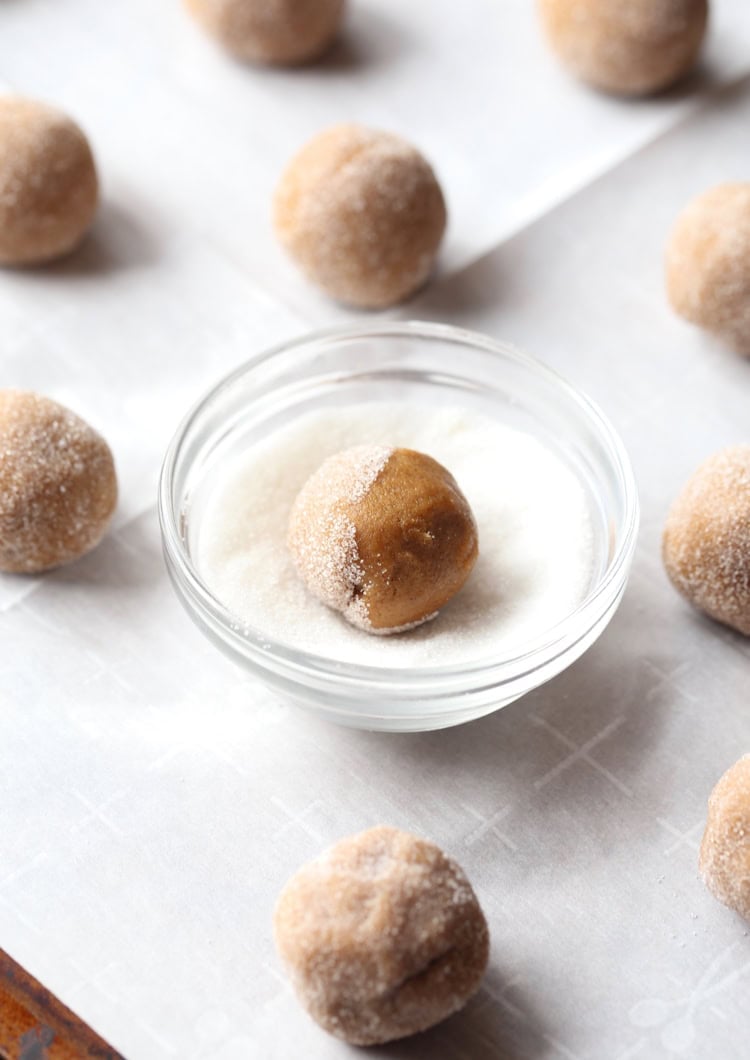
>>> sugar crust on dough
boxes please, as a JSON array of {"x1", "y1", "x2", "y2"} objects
[
  {"x1": 0, "y1": 96, "x2": 98, "y2": 266},
  {"x1": 287, "y1": 444, "x2": 478, "y2": 633},
  {"x1": 0, "y1": 390, "x2": 117, "y2": 573},
  {"x1": 184, "y1": 0, "x2": 345, "y2": 65},
  {"x1": 665, "y1": 182, "x2": 750, "y2": 354},
  {"x1": 538, "y1": 0, "x2": 708, "y2": 96},
  {"x1": 287, "y1": 443, "x2": 391, "y2": 631},
  {"x1": 273, "y1": 825, "x2": 490, "y2": 1046},
  {"x1": 273, "y1": 124, "x2": 447, "y2": 308},
  {"x1": 700, "y1": 755, "x2": 750, "y2": 921},
  {"x1": 662, "y1": 445, "x2": 750, "y2": 636}
]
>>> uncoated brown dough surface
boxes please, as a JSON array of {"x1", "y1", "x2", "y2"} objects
[{"x1": 287, "y1": 445, "x2": 478, "y2": 633}]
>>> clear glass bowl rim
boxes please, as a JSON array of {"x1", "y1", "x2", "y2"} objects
[{"x1": 158, "y1": 320, "x2": 639, "y2": 694}]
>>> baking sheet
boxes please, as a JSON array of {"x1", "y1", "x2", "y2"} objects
[{"x1": 2, "y1": 3, "x2": 750, "y2": 1057}]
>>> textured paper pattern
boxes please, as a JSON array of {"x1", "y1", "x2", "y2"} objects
[{"x1": 2, "y1": 3, "x2": 750, "y2": 1057}]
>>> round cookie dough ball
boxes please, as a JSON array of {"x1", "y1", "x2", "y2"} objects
[
  {"x1": 665, "y1": 183, "x2": 750, "y2": 354},
  {"x1": 273, "y1": 825, "x2": 489, "y2": 1045},
  {"x1": 184, "y1": 0, "x2": 344, "y2": 65},
  {"x1": 0, "y1": 390, "x2": 117, "y2": 573},
  {"x1": 273, "y1": 124, "x2": 447, "y2": 308},
  {"x1": 287, "y1": 445, "x2": 478, "y2": 633},
  {"x1": 538, "y1": 0, "x2": 708, "y2": 96},
  {"x1": 662, "y1": 445, "x2": 750, "y2": 635},
  {"x1": 700, "y1": 755, "x2": 750, "y2": 920},
  {"x1": 0, "y1": 96, "x2": 98, "y2": 266}
]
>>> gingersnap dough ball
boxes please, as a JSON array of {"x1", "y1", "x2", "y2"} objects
[
  {"x1": 0, "y1": 96, "x2": 98, "y2": 266},
  {"x1": 700, "y1": 755, "x2": 750, "y2": 920},
  {"x1": 662, "y1": 446, "x2": 750, "y2": 635},
  {"x1": 273, "y1": 825, "x2": 489, "y2": 1046},
  {"x1": 538, "y1": 0, "x2": 708, "y2": 96},
  {"x1": 0, "y1": 390, "x2": 117, "y2": 573},
  {"x1": 185, "y1": 0, "x2": 344, "y2": 65},
  {"x1": 287, "y1": 445, "x2": 478, "y2": 634},
  {"x1": 665, "y1": 183, "x2": 750, "y2": 354},
  {"x1": 273, "y1": 124, "x2": 447, "y2": 308}
]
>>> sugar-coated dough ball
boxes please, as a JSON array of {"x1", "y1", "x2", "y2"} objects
[
  {"x1": 185, "y1": 0, "x2": 344, "y2": 65},
  {"x1": 538, "y1": 0, "x2": 708, "y2": 96},
  {"x1": 665, "y1": 183, "x2": 750, "y2": 354},
  {"x1": 273, "y1": 826, "x2": 489, "y2": 1045},
  {"x1": 0, "y1": 391, "x2": 117, "y2": 573},
  {"x1": 700, "y1": 755, "x2": 750, "y2": 920},
  {"x1": 0, "y1": 97, "x2": 98, "y2": 266},
  {"x1": 287, "y1": 445, "x2": 478, "y2": 633},
  {"x1": 662, "y1": 446, "x2": 750, "y2": 635},
  {"x1": 274, "y1": 124, "x2": 447, "y2": 308}
]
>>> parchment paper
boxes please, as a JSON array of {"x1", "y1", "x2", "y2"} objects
[{"x1": 2, "y1": 3, "x2": 750, "y2": 1057}]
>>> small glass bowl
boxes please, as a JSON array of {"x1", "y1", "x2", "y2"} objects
[{"x1": 158, "y1": 322, "x2": 638, "y2": 732}]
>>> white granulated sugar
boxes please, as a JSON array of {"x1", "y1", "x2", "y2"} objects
[{"x1": 195, "y1": 405, "x2": 595, "y2": 668}]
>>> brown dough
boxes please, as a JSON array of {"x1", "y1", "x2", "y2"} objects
[
  {"x1": 287, "y1": 445, "x2": 478, "y2": 633},
  {"x1": 273, "y1": 124, "x2": 446, "y2": 308},
  {"x1": 538, "y1": 0, "x2": 708, "y2": 96},
  {"x1": 0, "y1": 96, "x2": 98, "y2": 266},
  {"x1": 665, "y1": 183, "x2": 750, "y2": 354},
  {"x1": 273, "y1": 825, "x2": 490, "y2": 1045},
  {"x1": 0, "y1": 390, "x2": 117, "y2": 573},
  {"x1": 662, "y1": 445, "x2": 750, "y2": 636},
  {"x1": 700, "y1": 755, "x2": 750, "y2": 921},
  {"x1": 184, "y1": 0, "x2": 345, "y2": 65}
]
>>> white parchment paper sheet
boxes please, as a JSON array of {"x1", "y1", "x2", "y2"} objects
[{"x1": 2, "y1": 3, "x2": 750, "y2": 1058}]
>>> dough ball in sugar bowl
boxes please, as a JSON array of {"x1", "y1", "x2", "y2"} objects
[
  {"x1": 273, "y1": 124, "x2": 447, "y2": 308},
  {"x1": 700, "y1": 755, "x2": 750, "y2": 921},
  {"x1": 0, "y1": 390, "x2": 117, "y2": 573},
  {"x1": 287, "y1": 445, "x2": 478, "y2": 633},
  {"x1": 662, "y1": 445, "x2": 750, "y2": 635},
  {"x1": 665, "y1": 183, "x2": 750, "y2": 354},
  {"x1": 538, "y1": 0, "x2": 708, "y2": 96},
  {"x1": 273, "y1": 825, "x2": 489, "y2": 1045},
  {"x1": 184, "y1": 0, "x2": 345, "y2": 65},
  {"x1": 0, "y1": 96, "x2": 98, "y2": 265}
]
